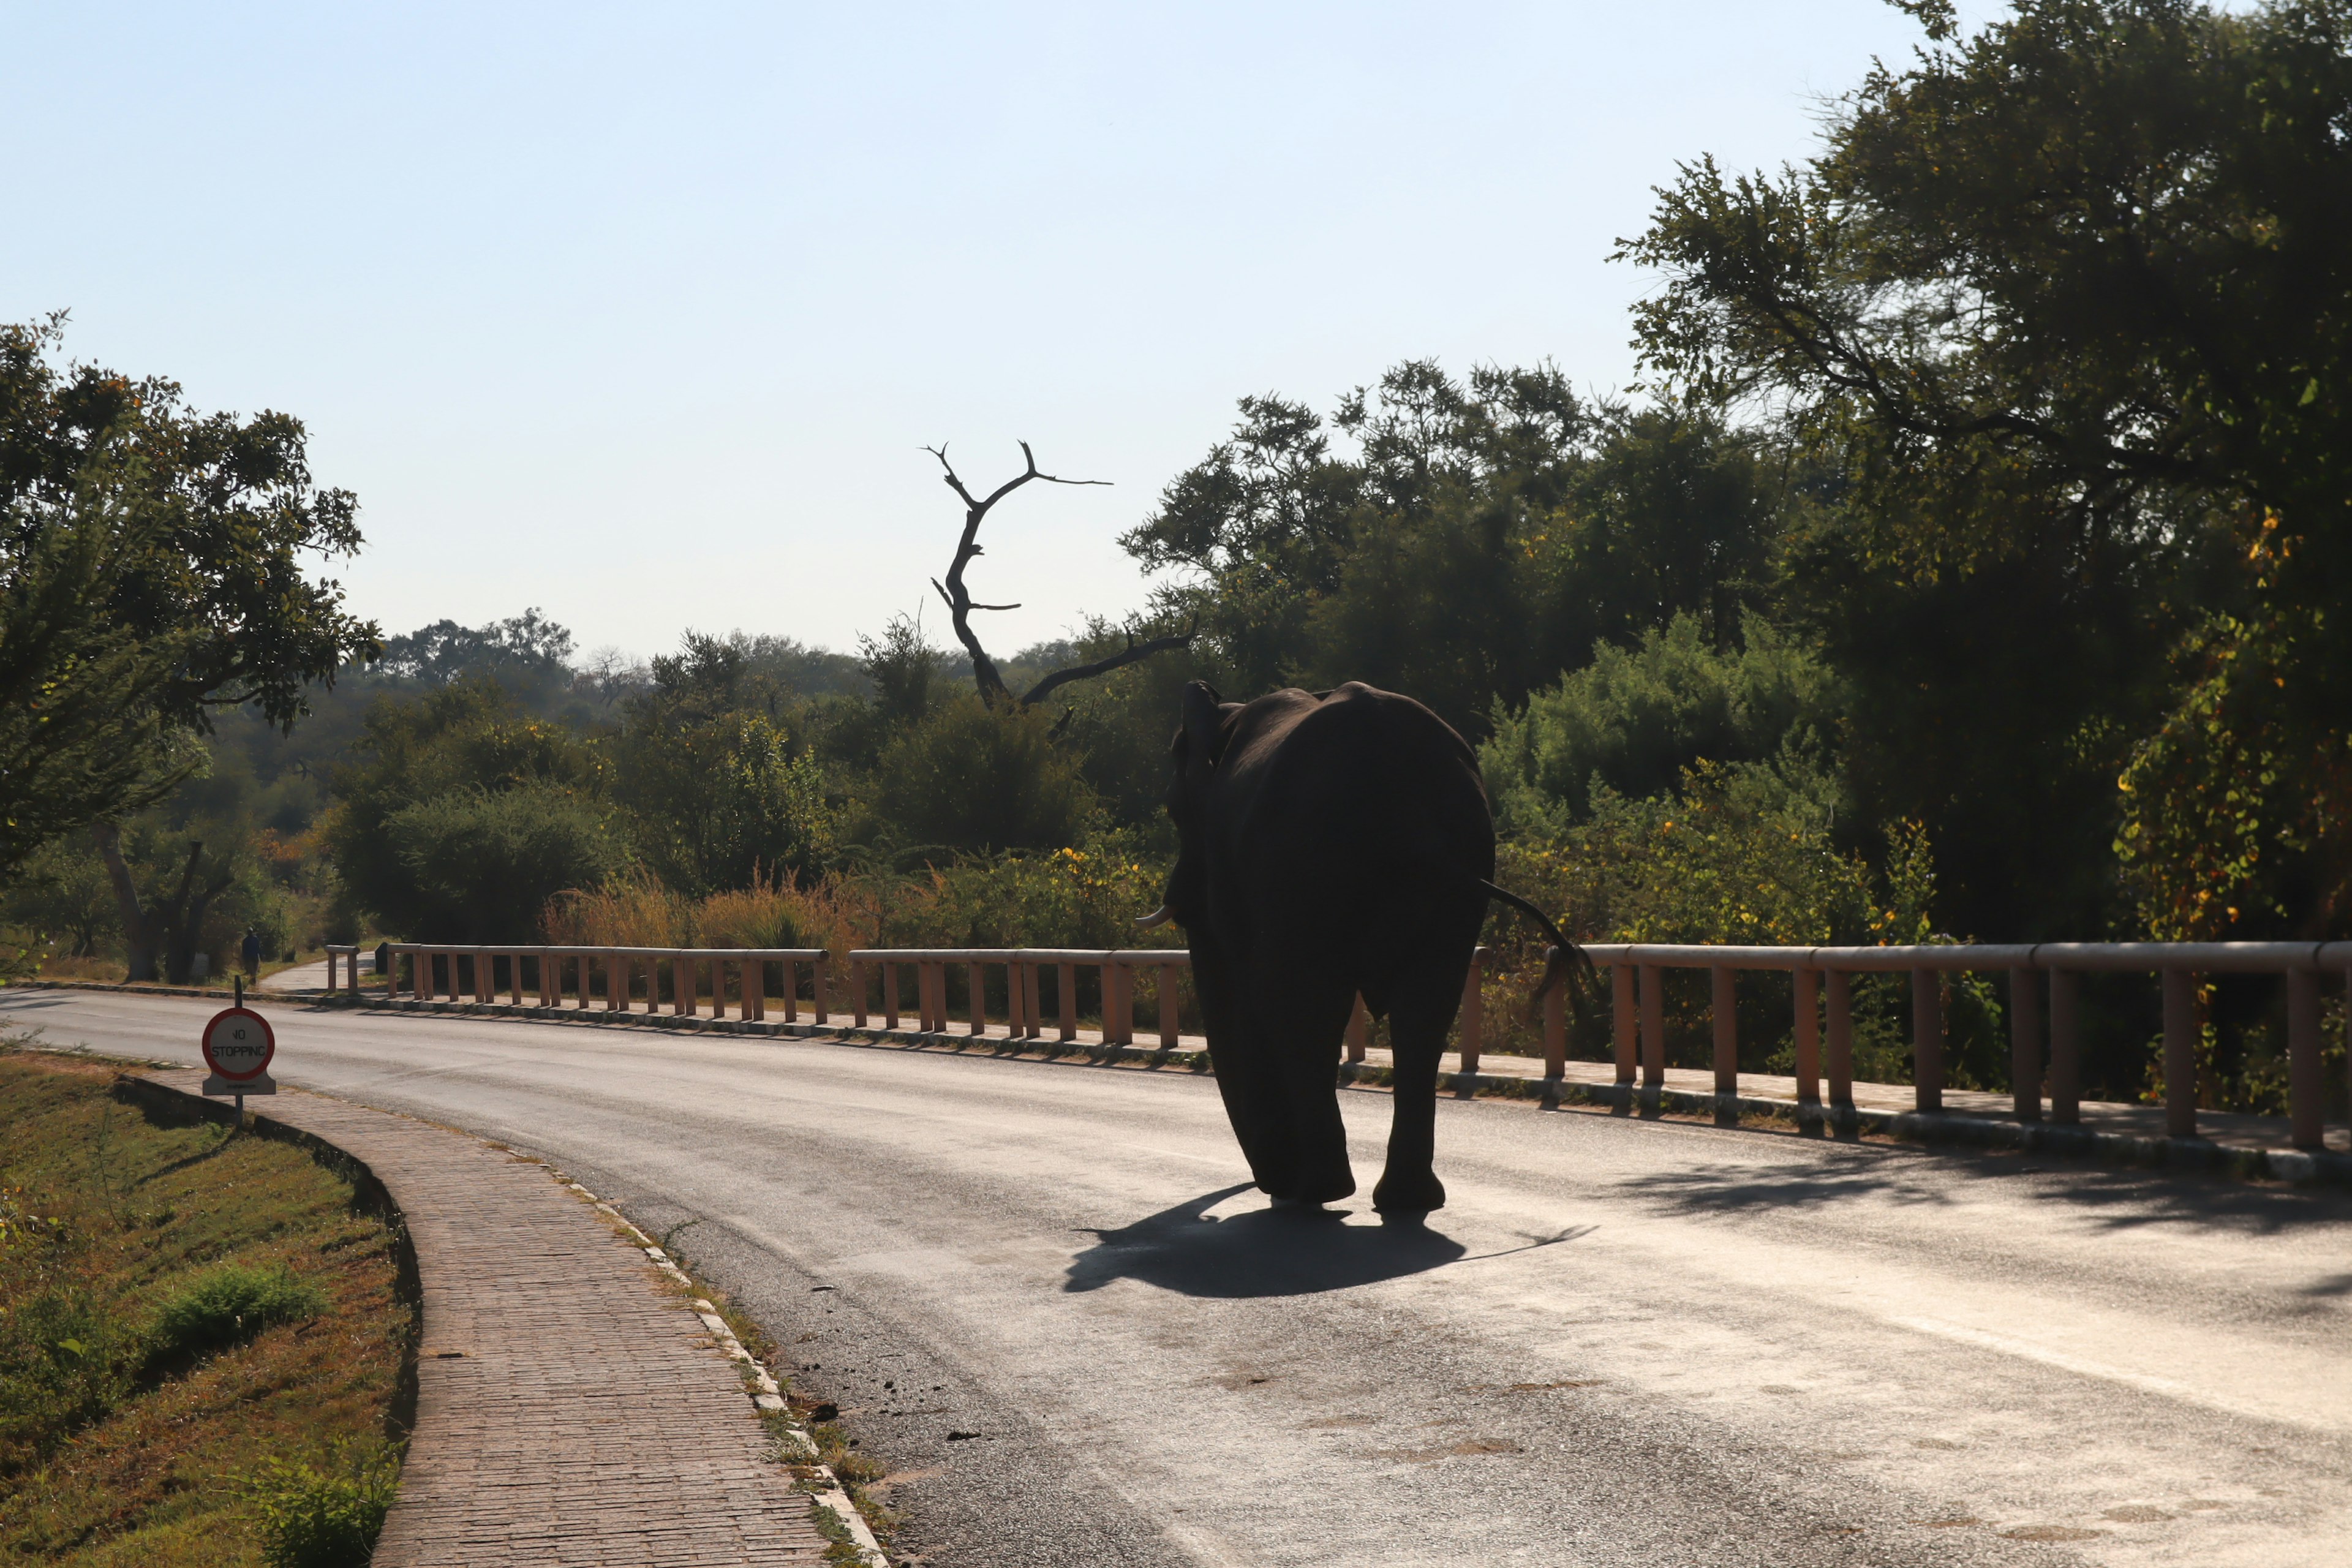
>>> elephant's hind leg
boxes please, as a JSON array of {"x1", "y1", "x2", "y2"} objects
[
  {"x1": 1250, "y1": 971, "x2": 1359, "y2": 1205},
  {"x1": 1372, "y1": 978, "x2": 1461, "y2": 1212}
]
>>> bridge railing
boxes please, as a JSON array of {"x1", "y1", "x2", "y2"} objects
[
  {"x1": 383, "y1": 943, "x2": 831, "y2": 1022},
  {"x1": 323, "y1": 944, "x2": 361, "y2": 990},
  {"x1": 840, "y1": 946, "x2": 1495, "y2": 1064},
  {"x1": 1577, "y1": 940, "x2": 2352, "y2": 1148},
  {"x1": 377, "y1": 937, "x2": 2351, "y2": 1148}
]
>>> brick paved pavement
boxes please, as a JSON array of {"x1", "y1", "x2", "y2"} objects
[{"x1": 138, "y1": 1068, "x2": 829, "y2": 1567}]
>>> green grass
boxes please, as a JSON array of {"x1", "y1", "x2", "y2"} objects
[{"x1": 0, "y1": 1049, "x2": 413, "y2": 1564}]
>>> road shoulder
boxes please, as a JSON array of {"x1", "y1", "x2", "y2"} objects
[{"x1": 133, "y1": 1067, "x2": 837, "y2": 1567}]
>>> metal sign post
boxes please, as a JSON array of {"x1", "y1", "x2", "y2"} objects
[{"x1": 202, "y1": 974, "x2": 277, "y2": 1126}]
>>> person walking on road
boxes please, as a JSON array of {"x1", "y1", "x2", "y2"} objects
[{"x1": 240, "y1": 929, "x2": 262, "y2": 979}]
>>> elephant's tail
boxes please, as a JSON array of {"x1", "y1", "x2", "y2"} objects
[{"x1": 1474, "y1": 880, "x2": 1591, "y2": 1020}]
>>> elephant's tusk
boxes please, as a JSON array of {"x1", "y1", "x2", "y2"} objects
[{"x1": 1134, "y1": 905, "x2": 1175, "y2": 930}]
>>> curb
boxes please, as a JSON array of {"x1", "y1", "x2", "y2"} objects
[
  {"x1": 10, "y1": 978, "x2": 253, "y2": 1001},
  {"x1": 564, "y1": 1184, "x2": 889, "y2": 1567}
]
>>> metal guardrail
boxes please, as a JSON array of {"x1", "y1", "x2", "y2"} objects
[{"x1": 377, "y1": 938, "x2": 2351, "y2": 1150}]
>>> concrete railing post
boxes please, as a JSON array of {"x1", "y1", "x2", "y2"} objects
[
  {"x1": 1711, "y1": 965, "x2": 1738, "y2": 1125},
  {"x1": 671, "y1": 953, "x2": 690, "y2": 1016},
  {"x1": 1824, "y1": 969, "x2": 1854, "y2": 1115},
  {"x1": 1059, "y1": 961, "x2": 1079, "y2": 1042},
  {"x1": 813, "y1": 956, "x2": 829, "y2": 1025},
  {"x1": 2287, "y1": 967, "x2": 2322, "y2": 1151},
  {"x1": 1023, "y1": 960, "x2": 1042, "y2": 1041},
  {"x1": 2162, "y1": 967, "x2": 2198, "y2": 1138},
  {"x1": 1541, "y1": 965, "x2": 1566, "y2": 1079},
  {"x1": 2048, "y1": 969, "x2": 2080, "y2": 1123},
  {"x1": 883, "y1": 961, "x2": 901, "y2": 1029},
  {"x1": 2009, "y1": 967, "x2": 2042, "y2": 1121},
  {"x1": 1458, "y1": 950, "x2": 1483, "y2": 1077},
  {"x1": 1638, "y1": 963, "x2": 1665, "y2": 1103},
  {"x1": 1106, "y1": 962, "x2": 1133, "y2": 1046},
  {"x1": 967, "y1": 960, "x2": 986, "y2": 1038},
  {"x1": 851, "y1": 959, "x2": 868, "y2": 1027},
  {"x1": 1158, "y1": 964, "x2": 1180, "y2": 1049},
  {"x1": 1346, "y1": 995, "x2": 1368, "y2": 1064},
  {"x1": 1793, "y1": 967, "x2": 1821, "y2": 1109},
  {"x1": 1610, "y1": 963, "x2": 1637, "y2": 1092},
  {"x1": 475, "y1": 946, "x2": 492, "y2": 1005},
  {"x1": 509, "y1": 951, "x2": 524, "y2": 1006},
  {"x1": 1911, "y1": 968, "x2": 1943, "y2": 1114},
  {"x1": 1008, "y1": 960, "x2": 1027, "y2": 1039}
]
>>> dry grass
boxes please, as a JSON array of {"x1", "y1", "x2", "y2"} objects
[{"x1": 0, "y1": 1050, "x2": 412, "y2": 1564}]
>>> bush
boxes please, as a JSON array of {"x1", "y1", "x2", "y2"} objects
[
  {"x1": 251, "y1": 1442, "x2": 400, "y2": 1568},
  {"x1": 1482, "y1": 612, "x2": 1838, "y2": 834},
  {"x1": 862, "y1": 696, "x2": 1099, "y2": 856},
  {"x1": 149, "y1": 1262, "x2": 326, "y2": 1365},
  {"x1": 0, "y1": 1287, "x2": 139, "y2": 1464},
  {"x1": 386, "y1": 782, "x2": 620, "y2": 941}
]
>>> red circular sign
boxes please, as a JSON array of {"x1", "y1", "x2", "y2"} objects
[{"x1": 201, "y1": 1006, "x2": 276, "y2": 1080}]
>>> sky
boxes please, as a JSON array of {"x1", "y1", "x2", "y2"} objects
[{"x1": 4, "y1": 1, "x2": 1961, "y2": 664}]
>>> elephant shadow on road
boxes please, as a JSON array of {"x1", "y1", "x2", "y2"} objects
[{"x1": 1065, "y1": 1185, "x2": 1583, "y2": 1298}]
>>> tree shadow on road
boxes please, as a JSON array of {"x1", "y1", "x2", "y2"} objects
[
  {"x1": 1613, "y1": 1145, "x2": 2352, "y2": 1238},
  {"x1": 1065, "y1": 1185, "x2": 1585, "y2": 1298}
]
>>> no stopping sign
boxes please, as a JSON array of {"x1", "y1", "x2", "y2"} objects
[{"x1": 202, "y1": 1006, "x2": 276, "y2": 1081}]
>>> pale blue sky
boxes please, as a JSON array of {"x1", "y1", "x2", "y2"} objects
[{"x1": 4, "y1": 1, "x2": 1956, "y2": 662}]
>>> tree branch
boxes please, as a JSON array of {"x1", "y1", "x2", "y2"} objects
[
  {"x1": 1020, "y1": 623, "x2": 1198, "y2": 708},
  {"x1": 924, "y1": 442, "x2": 1111, "y2": 707}
]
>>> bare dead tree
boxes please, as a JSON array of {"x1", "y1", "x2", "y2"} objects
[{"x1": 925, "y1": 441, "x2": 1194, "y2": 708}]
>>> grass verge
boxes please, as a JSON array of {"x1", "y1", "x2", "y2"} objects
[{"x1": 0, "y1": 1048, "x2": 415, "y2": 1565}]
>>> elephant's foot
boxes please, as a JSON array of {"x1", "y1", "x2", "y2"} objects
[
  {"x1": 1259, "y1": 1165, "x2": 1357, "y2": 1207},
  {"x1": 1371, "y1": 1167, "x2": 1446, "y2": 1213}
]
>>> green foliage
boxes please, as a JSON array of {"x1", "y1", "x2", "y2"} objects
[
  {"x1": 0, "y1": 315, "x2": 378, "y2": 880},
  {"x1": 148, "y1": 1262, "x2": 328, "y2": 1366},
  {"x1": 1482, "y1": 614, "x2": 1838, "y2": 834},
  {"x1": 861, "y1": 695, "x2": 1099, "y2": 858},
  {"x1": 2, "y1": 835, "x2": 119, "y2": 959},
  {"x1": 0, "y1": 1286, "x2": 140, "y2": 1461},
  {"x1": 1622, "y1": 0, "x2": 2352, "y2": 938},
  {"x1": 1127, "y1": 365, "x2": 1785, "y2": 738},
  {"x1": 877, "y1": 831, "x2": 1165, "y2": 949},
  {"x1": 250, "y1": 1441, "x2": 400, "y2": 1568},
  {"x1": 1496, "y1": 761, "x2": 1874, "y2": 951},
  {"x1": 612, "y1": 634, "x2": 836, "y2": 893},
  {"x1": 326, "y1": 676, "x2": 611, "y2": 940},
  {"x1": 386, "y1": 783, "x2": 620, "y2": 943}
]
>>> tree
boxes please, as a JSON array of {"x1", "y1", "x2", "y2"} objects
[
  {"x1": 1621, "y1": 0, "x2": 2352, "y2": 935},
  {"x1": 925, "y1": 442, "x2": 1193, "y2": 707},
  {"x1": 326, "y1": 678, "x2": 611, "y2": 940},
  {"x1": 0, "y1": 317, "x2": 379, "y2": 972},
  {"x1": 1125, "y1": 363, "x2": 1786, "y2": 736},
  {"x1": 609, "y1": 633, "x2": 836, "y2": 892}
]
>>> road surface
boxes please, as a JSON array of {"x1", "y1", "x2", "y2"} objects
[{"x1": 6, "y1": 988, "x2": 2348, "y2": 1567}]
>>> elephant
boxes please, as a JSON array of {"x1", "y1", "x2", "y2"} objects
[{"x1": 1140, "y1": 679, "x2": 1578, "y2": 1213}]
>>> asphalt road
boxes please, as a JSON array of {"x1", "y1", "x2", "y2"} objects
[{"x1": 8, "y1": 989, "x2": 2350, "y2": 1568}]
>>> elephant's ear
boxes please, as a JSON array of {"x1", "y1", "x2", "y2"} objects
[{"x1": 1182, "y1": 680, "x2": 1226, "y2": 771}]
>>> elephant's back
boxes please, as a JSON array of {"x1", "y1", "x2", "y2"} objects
[{"x1": 1212, "y1": 683, "x2": 1493, "y2": 963}]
